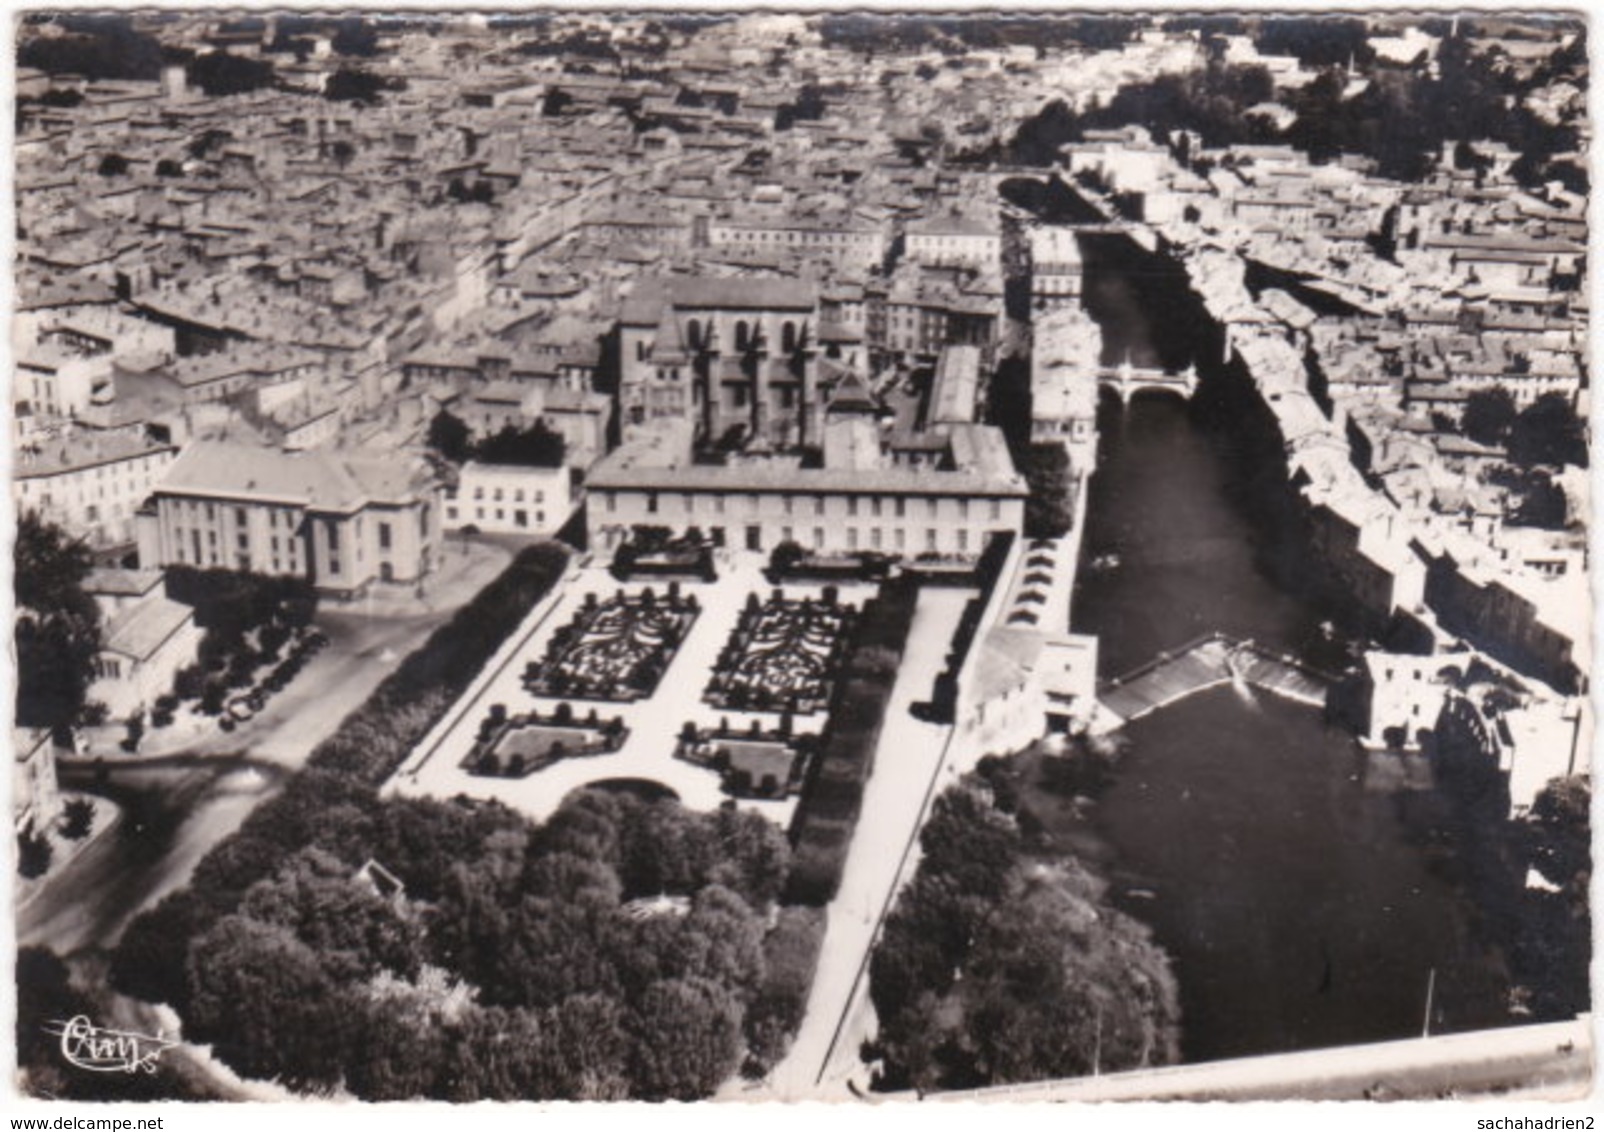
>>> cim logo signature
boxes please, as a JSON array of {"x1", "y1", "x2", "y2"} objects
[{"x1": 44, "y1": 1016, "x2": 179, "y2": 1075}]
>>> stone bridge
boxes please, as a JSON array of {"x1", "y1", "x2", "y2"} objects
[
  {"x1": 1097, "y1": 631, "x2": 1334, "y2": 727},
  {"x1": 1095, "y1": 358, "x2": 1199, "y2": 404}
]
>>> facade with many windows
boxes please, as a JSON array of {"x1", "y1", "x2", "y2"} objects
[
  {"x1": 136, "y1": 440, "x2": 442, "y2": 597},
  {"x1": 13, "y1": 434, "x2": 178, "y2": 548},
  {"x1": 444, "y1": 461, "x2": 571, "y2": 536},
  {"x1": 588, "y1": 415, "x2": 1026, "y2": 558}
]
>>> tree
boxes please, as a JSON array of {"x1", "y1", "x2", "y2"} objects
[
  {"x1": 870, "y1": 778, "x2": 1181, "y2": 1091},
  {"x1": 187, "y1": 51, "x2": 277, "y2": 97},
  {"x1": 325, "y1": 68, "x2": 389, "y2": 104},
  {"x1": 185, "y1": 915, "x2": 347, "y2": 1091},
  {"x1": 97, "y1": 152, "x2": 129, "y2": 177},
  {"x1": 473, "y1": 421, "x2": 566, "y2": 468},
  {"x1": 331, "y1": 17, "x2": 379, "y2": 57},
  {"x1": 1462, "y1": 386, "x2": 1517, "y2": 447},
  {"x1": 240, "y1": 847, "x2": 426, "y2": 983},
  {"x1": 14, "y1": 513, "x2": 102, "y2": 734},
  {"x1": 15, "y1": 947, "x2": 91, "y2": 1083},
  {"x1": 18, "y1": 828, "x2": 53, "y2": 879},
  {"x1": 1022, "y1": 444, "x2": 1075, "y2": 539},
  {"x1": 155, "y1": 158, "x2": 183, "y2": 177},
  {"x1": 111, "y1": 888, "x2": 219, "y2": 1012},
  {"x1": 1009, "y1": 98, "x2": 1081, "y2": 166},
  {"x1": 1527, "y1": 776, "x2": 1591, "y2": 890},
  {"x1": 426, "y1": 411, "x2": 472, "y2": 463},
  {"x1": 745, "y1": 907, "x2": 825, "y2": 1073},
  {"x1": 1508, "y1": 393, "x2": 1588, "y2": 468},
  {"x1": 61, "y1": 797, "x2": 95, "y2": 839},
  {"x1": 627, "y1": 977, "x2": 745, "y2": 1100}
]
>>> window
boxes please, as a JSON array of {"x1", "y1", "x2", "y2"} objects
[
  {"x1": 847, "y1": 497, "x2": 858, "y2": 517},
  {"x1": 957, "y1": 529, "x2": 969, "y2": 552},
  {"x1": 782, "y1": 526, "x2": 793, "y2": 543},
  {"x1": 782, "y1": 321, "x2": 797, "y2": 352},
  {"x1": 895, "y1": 529, "x2": 906, "y2": 551},
  {"x1": 871, "y1": 528, "x2": 882, "y2": 550},
  {"x1": 958, "y1": 499, "x2": 969, "y2": 520},
  {"x1": 684, "y1": 493, "x2": 694, "y2": 514},
  {"x1": 687, "y1": 318, "x2": 701, "y2": 349},
  {"x1": 715, "y1": 496, "x2": 726, "y2": 515},
  {"x1": 236, "y1": 506, "x2": 247, "y2": 526},
  {"x1": 871, "y1": 497, "x2": 882, "y2": 518},
  {"x1": 814, "y1": 495, "x2": 825, "y2": 516},
  {"x1": 475, "y1": 486, "x2": 485, "y2": 501},
  {"x1": 784, "y1": 495, "x2": 794, "y2": 515},
  {"x1": 989, "y1": 498, "x2": 1001, "y2": 521},
  {"x1": 813, "y1": 527, "x2": 824, "y2": 549},
  {"x1": 848, "y1": 528, "x2": 858, "y2": 550},
  {"x1": 647, "y1": 492, "x2": 659, "y2": 514},
  {"x1": 605, "y1": 492, "x2": 617, "y2": 513},
  {"x1": 926, "y1": 498, "x2": 938, "y2": 518},
  {"x1": 895, "y1": 498, "x2": 906, "y2": 518},
  {"x1": 926, "y1": 529, "x2": 938, "y2": 552},
  {"x1": 330, "y1": 557, "x2": 341, "y2": 575},
  {"x1": 236, "y1": 532, "x2": 248, "y2": 550},
  {"x1": 493, "y1": 488, "x2": 504, "y2": 502},
  {"x1": 735, "y1": 320, "x2": 750, "y2": 351},
  {"x1": 378, "y1": 522, "x2": 392, "y2": 551},
  {"x1": 514, "y1": 489, "x2": 525, "y2": 503},
  {"x1": 328, "y1": 524, "x2": 339, "y2": 551}
]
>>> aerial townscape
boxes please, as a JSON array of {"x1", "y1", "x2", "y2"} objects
[{"x1": 9, "y1": 9, "x2": 1593, "y2": 1106}]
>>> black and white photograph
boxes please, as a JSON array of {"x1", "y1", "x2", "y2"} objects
[{"x1": 5, "y1": 5, "x2": 1595, "y2": 1115}]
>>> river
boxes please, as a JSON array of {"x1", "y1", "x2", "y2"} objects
[{"x1": 1067, "y1": 232, "x2": 1513, "y2": 1064}]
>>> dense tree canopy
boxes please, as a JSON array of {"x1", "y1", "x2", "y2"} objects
[
  {"x1": 14, "y1": 513, "x2": 102, "y2": 733},
  {"x1": 187, "y1": 51, "x2": 277, "y2": 97},
  {"x1": 1462, "y1": 386, "x2": 1517, "y2": 448},
  {"x1": 1507, "y1": 393, "x2": 1588, "y2": 469},
  {"x1": 869, "y1": 779, "x2": 1180, "y2": 1092}
]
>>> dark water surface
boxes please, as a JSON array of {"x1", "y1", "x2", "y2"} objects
[{"x1": 1067, "y1": 235, "x2": 1512, "y2": 1063}]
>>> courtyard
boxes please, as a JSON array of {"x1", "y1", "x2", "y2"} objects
[{"x1": 388, "y1": 551, "x2": 880, "y2": 825}]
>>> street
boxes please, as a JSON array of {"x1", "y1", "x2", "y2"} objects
[
  {"x1": 753, "y1": 585, "x2": 970, "y2": 1101},
  {"x1": 17, "y1": 540, "x2": 515, "y2": 960}
]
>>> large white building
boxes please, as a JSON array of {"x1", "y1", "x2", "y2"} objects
[
  {"x1": 13, "y1": 433, "x2": 179, "y2": 548},
  {"x1": 136, "y1": 440, "x2": 443, "y2": 597},
  {"x1": 588, "y1": 383, "x2": 1027, "y2": 557}
]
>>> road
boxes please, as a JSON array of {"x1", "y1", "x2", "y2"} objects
[
  {"x1": 752, "y1": 585, "x2": 970, "y2": 1101},
  {"x1": 17, "y1": 542, "x2": 515, "y2": 960}
]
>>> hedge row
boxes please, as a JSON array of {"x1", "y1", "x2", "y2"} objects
[
  {"x1": 783, "y1": 576, "x2": 920, "y2": 906},
  {"x1": 309, "y1": 542, "x2": 571, "y2": 784}
]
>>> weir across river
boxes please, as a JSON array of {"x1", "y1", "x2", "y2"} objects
[{"x1": 1097, "y1": 632, "x2": 1335, "y2": 726}]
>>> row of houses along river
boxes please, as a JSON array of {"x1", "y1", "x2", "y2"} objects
[{"x1": 1058, "y1": 227, "x2": 1512, "y2": 1064}]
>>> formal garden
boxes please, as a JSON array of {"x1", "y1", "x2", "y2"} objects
[
  {"x1": 704, "y1": 588, "x2": 856, "y2": 715},
  {"x1": 462, "y1": 701, "x2": 628, "y2": 779},
  {"x1": 675, "y1": 717, "x2": 818, "y2": 801},
  {"x1": 523, "y1": 585, "x2": 698, "y2": 701}
]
